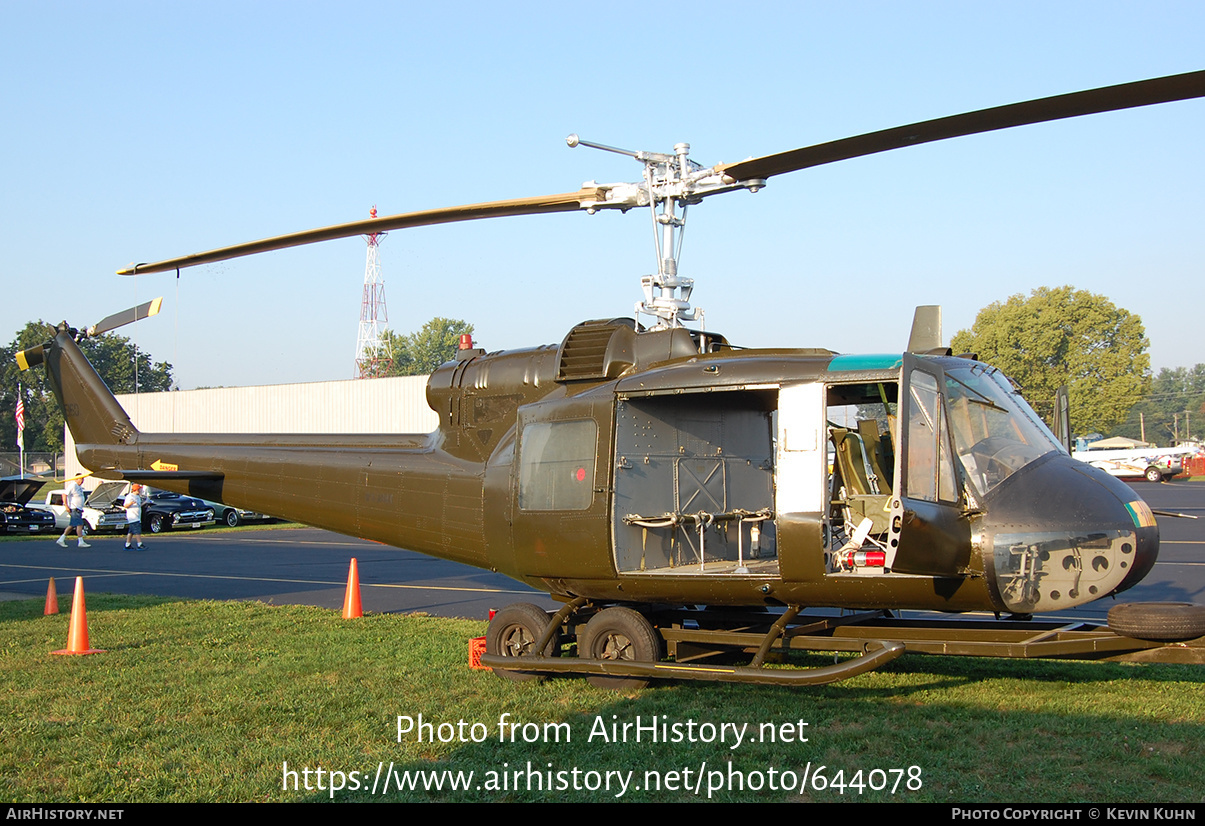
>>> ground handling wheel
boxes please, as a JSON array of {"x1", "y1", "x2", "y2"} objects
[
  {"x1": 578, "y1": 606, "x2": 662, "y2": 691},
  {"x1": 1108, "y1": 602, "x2": 1205, "y2": 642},
  {"x1": 485, "y1": 602, "x2": 559, "y2": 682}
]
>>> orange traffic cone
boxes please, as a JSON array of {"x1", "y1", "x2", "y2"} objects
[
  {"x1": 51, "y1": 577, "x2": 105, "y2": 655},
  {"x1": 44, "y1": 577, "x2": 59, "y2": 615},
  {"x1": 342, "y1": 558, "x2": 363, "y2": 619}
]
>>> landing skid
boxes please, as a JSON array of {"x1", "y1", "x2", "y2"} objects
[
  {"x1": 480, "y1": 640, "x2": 904, "y2": 687},
  {"x1": 482, "y1": 605, "x2": 1205, "y2": 688}
]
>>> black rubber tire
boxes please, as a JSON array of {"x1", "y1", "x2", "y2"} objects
[
  {"x1": 224, "y1": 509, "x2": 240, "y2": 528},
  {"x1": 1145, "y1": 467, "x2": 1163, "y2": 483},
  {"x1": 1108, "y1": 602, "x2": 1205, "y2": 642},
  {"x1": 148, "y1": 514, "x2": 167, "y2": 534},
  {"x1": 486, "y1": 603, "x2": 558, "y2": 682},
  {"x1": 579, "y1": 606, "x2": 661, "y2": 691}
]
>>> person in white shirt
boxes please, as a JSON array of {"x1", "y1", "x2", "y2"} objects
[
  {"x1": 122, "y1": 484, "x2": 147, "y2": 550},
  {"x1": 56, "y1": 477, "x2": 90, "y2": 548}
]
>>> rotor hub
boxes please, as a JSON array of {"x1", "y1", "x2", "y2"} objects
[{"x1": 567, "y1": 134, "x2": 764, "y2": 330}]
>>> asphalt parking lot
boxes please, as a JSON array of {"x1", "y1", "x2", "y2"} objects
[
  {"x1": 1, "y1": 480, "x2": 1201, "y2": 622},
  {"x1": 0, "y1": 525, "x2": 557, "y2": 620}
]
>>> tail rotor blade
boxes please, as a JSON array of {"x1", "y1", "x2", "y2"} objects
[
  {"x1": 16, "y1": 299, "x2": 163, "y2": 371},
  {"x1": 86, "y1": 297, "x2": 163, "y2": 338},
  {"x1": 15, "y1": 344, "x2": 45, "y2": 371}
]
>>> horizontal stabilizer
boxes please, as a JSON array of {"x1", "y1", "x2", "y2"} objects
[{"x1": 100, "y1": 469, "x2": 225, "y2": 482}]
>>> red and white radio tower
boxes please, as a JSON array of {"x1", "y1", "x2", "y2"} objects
[{"x1": 355, "y1": 206, "x2": 390, "y2": 378}]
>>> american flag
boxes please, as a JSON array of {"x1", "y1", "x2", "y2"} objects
[{"x1": 15, "y1": 392, "x2": 24, "y2": 449}]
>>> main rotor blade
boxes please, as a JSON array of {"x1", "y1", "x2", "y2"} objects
[
  {"x1": 87, "y1": 297, "x2": 163, "y2": 337},
  {"x1": 719, "y1": 70, "x2": 1205, "y2": 182},
  {"x1": 118, "y1": 189, "x2": 605, "y2": 275}
]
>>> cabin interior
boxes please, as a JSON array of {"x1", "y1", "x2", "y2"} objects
[{"x1": 609, "y1": 379, "x2": 901, "y2": 578}]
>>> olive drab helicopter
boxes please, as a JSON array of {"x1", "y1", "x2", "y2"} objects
[{"x1": 18, "y1": 70, "x2": 1205, "y2": 688}]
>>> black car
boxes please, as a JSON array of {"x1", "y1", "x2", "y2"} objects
[
  {"x1": 0, "y1": 477, "x2": 57, "y2": 535},
  {"x1": 142, "y1": 489, "x2": 216, "y2": 533}
]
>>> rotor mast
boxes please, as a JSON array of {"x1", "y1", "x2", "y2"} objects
[{"x1": 567, "y1": 135, "x2": 764, "y2": 330}]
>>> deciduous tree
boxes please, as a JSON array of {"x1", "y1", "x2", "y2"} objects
[
  {"x1": 1, "y1": 321, "x2": 173, "y2": 452},
  {"x1": 374, "y1": 318, "x2": 475, "y2": 377},
  {"x1": 950, "y1": 287, "x2": 1149, "y2": 435},
  {"x1": 1114, "y1": 364, "x2": 1205, "y2": 445}
]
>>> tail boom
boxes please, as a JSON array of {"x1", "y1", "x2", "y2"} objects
[{"x1": 27, "y1": 326, "x2": 492, "y2": 569}]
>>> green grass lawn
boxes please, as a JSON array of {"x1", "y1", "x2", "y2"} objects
[{"x1": 2, "y1": 594, "x2": 1202, "y2": 803}]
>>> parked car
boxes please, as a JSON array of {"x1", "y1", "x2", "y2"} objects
[
  {"x1": 1071, "y1": 447, "x2": 1191, "y2": 483},
  {"x1": 0, "y1": 477, "x2": 57, "y2": 535},
  {"x1": 142, "y1": 489, "x2": 216, "y2": 533},
  {"x1": 198, "y1": 499, "x2": 273, "y2": 528},
  {"x1": 79, "y1": 481, "x2": 136, "y2": 532},
  {"x1": 46, "y1": 483, "x2": 217, "y2": 534},
  {"x1": 42, "y1": 481, "x2": 128, "y2": 531}
]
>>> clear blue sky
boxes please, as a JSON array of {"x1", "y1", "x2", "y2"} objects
[{"x1": 2, "y1": 1, "x2": 1202, "y2": 389}]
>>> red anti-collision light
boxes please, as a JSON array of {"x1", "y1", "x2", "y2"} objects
[{"x1": 459, "y1": 334, "x2": 473, "y2": 350}]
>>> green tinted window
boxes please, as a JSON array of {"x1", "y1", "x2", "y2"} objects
[
  {"x1": 906, "y1": 371, "x2": 958, "y2": 503},
  {"x1": 518, "y1": 420, "x2": 596, "y2": 511}
]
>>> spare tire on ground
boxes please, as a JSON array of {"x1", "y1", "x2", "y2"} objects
[{"x1": 1107, "y1": 602, "x2": 1205, "y2": 642}]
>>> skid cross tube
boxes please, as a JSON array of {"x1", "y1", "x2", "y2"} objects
[
  {"x1": 537, "y1": 596, "x2": 588, "y2": 653},
  {"x1": 750, "y1": 605, "x2": 802, "y2": 667}
]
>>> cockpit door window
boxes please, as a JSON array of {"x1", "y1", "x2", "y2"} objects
[
  {"x1": 900, "y1": 359, "x2": 959, "y2": 505},
  {"x1": 890, "y1": 354, "x2": 972, "y2": 576}
]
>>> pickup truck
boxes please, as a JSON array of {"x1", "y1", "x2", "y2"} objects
[
  {"x1": 43, "y1": 482, "x2": 216, "y2": 533},
  {"x1": 1070, "y1": 446, "x2": 1195, "y2": 483},
  {"x1": 42, "y1": 481, "x2": 129, "y2": 532}
]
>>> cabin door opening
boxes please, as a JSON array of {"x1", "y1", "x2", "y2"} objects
[
  {"x1": 612, "y1": 392, "x2": 777, "y2": 575},
  {"x1": 823, "y1": 380, "x2": 900, "y2": 575}
]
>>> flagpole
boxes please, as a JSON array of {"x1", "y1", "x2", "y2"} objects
[{"x1": 16, "y1": 382, "x2": 25, "y2": 479}]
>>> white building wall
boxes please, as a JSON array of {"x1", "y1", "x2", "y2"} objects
[{"x1": 65, "y1": 375, "x2": 437, "y2": 483}]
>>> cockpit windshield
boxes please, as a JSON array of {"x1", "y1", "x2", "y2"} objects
[{"x1": 944, "y1": 364, "x2": 1062, "y2": 496}]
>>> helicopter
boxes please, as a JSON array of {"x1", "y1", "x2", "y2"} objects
[{"x1": 17, "y1": 70, "x2": 1205, "y2": 688}]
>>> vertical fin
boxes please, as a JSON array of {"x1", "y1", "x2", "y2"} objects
[{"x1": 41, "y1": 329, "x2": 139, "y2": 447}]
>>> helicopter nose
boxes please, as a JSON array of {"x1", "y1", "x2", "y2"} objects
[
  {"x1": 1115, "y1": 498, "x2": 1159, "y2": 594},
  {"x1": 978, "y1": 453, "x2": 1159, "y2": 614}
]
